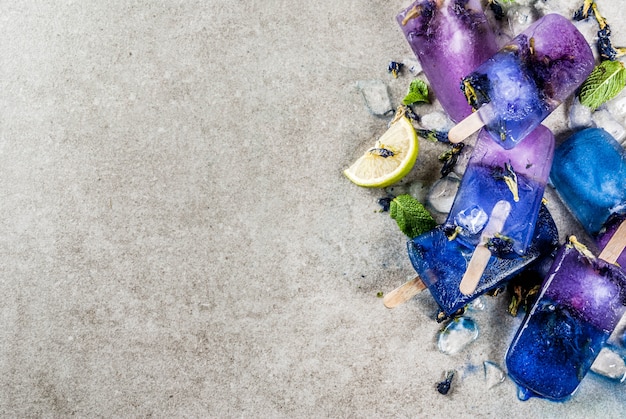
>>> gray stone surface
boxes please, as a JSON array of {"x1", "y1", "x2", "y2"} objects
[{"x1": 1, "y1": 0, "x2": 625, "y2": 417}]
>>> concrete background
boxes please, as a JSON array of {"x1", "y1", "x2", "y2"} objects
[{"x1": 1, "y1": 0, "x2": 625, "y2": 417}]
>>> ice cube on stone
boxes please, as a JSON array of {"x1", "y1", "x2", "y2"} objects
[
  {"x1": 408, "y1": 181, "x2": 429, "y2": 204},
  {"x1": 605, "y1": 86, "x2": 626, "y2": 122},
  {"x1": 590, "y1": 346, "x2": 626, "y2": 382},
  {"x1": 592, "y1": 108, "x2": 626, "y2": 144},
  {"x1": 356, "y1": 80, "x2": 393, "y2": 117},
  {"x1": 568, "y1": 97, "x2": 593, "y2": 129},
  {"x1": 437, "y1": 317, "x2": 479, "y2": 355},
  {"x1": 427, "y1": 175, "x2": 461, "y2": 215},
  {"x1": 420, "y1": 111, "x2": 454, "y2": 132},
  {"x1": 484, "y1": 361, "x2": 506, "y2": 389},
  {"x1": 507, "y1": 6, "x2": 536, "y2": 35},
  {"x1": 402, "y1": 57, "x2": 423, "y2": 77},
  {"x1": 468, "y1": 297, "x2": 486, "y2": 312}
]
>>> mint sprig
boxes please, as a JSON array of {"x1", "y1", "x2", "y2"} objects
[
  {"x1": 389, "y1": 194, "x2": 436, "y2": 238},
  {"x1": 579, "y1": 60, "x2": 626, "y2": 110},
  {"x1": 402, "y1": 79, "x2": 430, "y2": 105}
]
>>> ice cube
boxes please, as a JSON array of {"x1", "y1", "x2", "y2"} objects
[
  {"x1": 356, "y1": 80, "x2": 393, "y2": 117},
  {"x1": 437, "y1": 317, "x2": 479, "y2": 355}
]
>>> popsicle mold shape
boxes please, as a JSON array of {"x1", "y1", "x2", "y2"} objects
[
  {"x1": 550, "y1": 127, "x2": 626, "y2": 236},
  {"x1": 406, "y1": 204, "x2": 558, "y2": 316},
  {"x1": 506, "y1": 235, "x2": 626, "y2": 401},
  {"x1": 396, "y1": 0, "x2": 498, "y2": 123},
  {"x1": 445, "y1": 125, "x2": 555, "y2": 256},
  {"x1": 449, "y1": 14, "x2": 594, "y2": 148}
]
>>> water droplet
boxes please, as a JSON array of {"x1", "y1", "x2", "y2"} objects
[
  {"x1": 483, "y1": 361, "x2": 506, "y2": 389},
  {"x1": 517, "y1": 386, "x2": 533, "y2": 401},
  {"x1": 437, "y1": 317, "x2": 479, "y2": 355}
]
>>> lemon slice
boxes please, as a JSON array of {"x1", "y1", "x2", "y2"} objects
[{"x1": 344, "y1": 116, "x2": 418, "y2": 188}]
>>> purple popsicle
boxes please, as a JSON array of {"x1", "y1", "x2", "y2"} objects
[
  {"x1": 449, "y1": 14, "x2": 594, "y2": 148},
  {"x1": 396, "y1": 0, "x2": 498, "y2": 123},
  {"x1": 445, "y1": 125, "x2": 555, "y2": 256}
]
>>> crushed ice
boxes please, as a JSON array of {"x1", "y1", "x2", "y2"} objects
[
  {"x1": 427, "y1": 175, "x2": 461, "y2": 215},
  {"x1": 356, "y1": 80, "x2": 393, "y2": 117},
  {"x1": 484, "y1": 361, "x2": 506, "y2": 389},
  {"x1": 437, "y1": 317, "x2": 479, "y2": 355}
]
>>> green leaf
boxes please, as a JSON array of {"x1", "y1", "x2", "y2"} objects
[
  {"x1": 402, "y1": 79, "x2": 430, "y2": 105},
  {"x1": 389, "y1": 194, "x2": 436, "y2": 238},
  {"x1": 579, "y1": 60, "x2": 626, "y2": 110}
]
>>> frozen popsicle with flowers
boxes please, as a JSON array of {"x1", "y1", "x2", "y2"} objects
[
  {"x1": 506, "y1": 229, "x2": 626, "y2": 401},
  {"x1": 394, "y1": 204, "x2": 559, "y2": 316},
  {"x1": 445, "y1": 125, "x2": 555, "y2": 255},
  {"x1": 448, "y1": 13, "x2": 594, "y2": 149},
  {"x1": 396, "y1": 0, "x2": 498, "y2": 123}
]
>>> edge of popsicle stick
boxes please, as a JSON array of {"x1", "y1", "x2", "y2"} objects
[
  {"x1": 458, "y1": 200, "x2": 512, "y2": 296},
  {"x1": 383, "y1": 276, "x2": 427, "y2": 308},
  {"x1": 598, "y1": 219, "x2": 626, "y2": 265},
  {"x1": 448, "y1": 111, "x2": 484, "y2": 144}
]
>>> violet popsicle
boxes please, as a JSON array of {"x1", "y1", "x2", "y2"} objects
[
  {"x1": 448, "y1": 14, "x2": 594, "y2": 148},
  {"x1": 550, "y1": 128, "x2": 626, "y2": 267},
  {"x1": 505, "y1": 232, "x2": 626, "y2": 401},
  {"x1": 396, "y1": 0, "x2": 498, "y2": 123},
  {"x1": 445, "y1": 125, "x2": 555, "y2": 256},
  {"x1": 403, "y1": 204, "x2": 558, "y2": 316}
]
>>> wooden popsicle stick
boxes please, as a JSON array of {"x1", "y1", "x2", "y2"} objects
[
  {"x1": 383, "y1": 276, "x2": 427, "y2": 308},
  {"x1": 459, "y1": 246, "x2": 493, "y2": 296},
  {"x1": 448, "y1": 111, "x2": 485, "y2": 143},
  {"x1": 459, "y1": 200, "x2": 512, "y2": 296},
  {"x1": 599, "y1": 219, "x2": 626, "y2": 265}
]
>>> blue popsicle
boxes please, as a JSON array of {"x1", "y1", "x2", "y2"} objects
[
  {"x1": 550, "y1": 128, "x2": 626, "y2": 269},
  {"x1": 506, "y1": 237, "x2": 626, "y2": 401},
  {"x1": 407, "y1": 204, "x2": 558, "y2": 316},
  {"x1": 445, "y1": 125, "x2": 554, "y2": 256},
  {"x1": 448, "y1": 14, "x2": 594, "y2": 148}
]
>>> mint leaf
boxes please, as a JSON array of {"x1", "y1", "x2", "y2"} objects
[
  {"x1": 402, "y1": 79, "x2": 430, "y2": 105},
  {"x1": 389, "y1": 194, "x2": 436, "y2": 238},
  {"x1": 579, "y1": 60, "x2": 626, "y2": 110}
]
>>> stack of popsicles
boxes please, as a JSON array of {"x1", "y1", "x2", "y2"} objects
[
  {"x1": 506, "y1": 127, "x2": 626, "y2": 401},
  {"x1": 387, "y1": 1, "x2": 594, "y2": 313},
  {"x1": 386, "y1": 1, "x2": 561, "y2": 315},
  {"x1": 386, "y1": 0, "x2": 626, "y2": 402}
]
